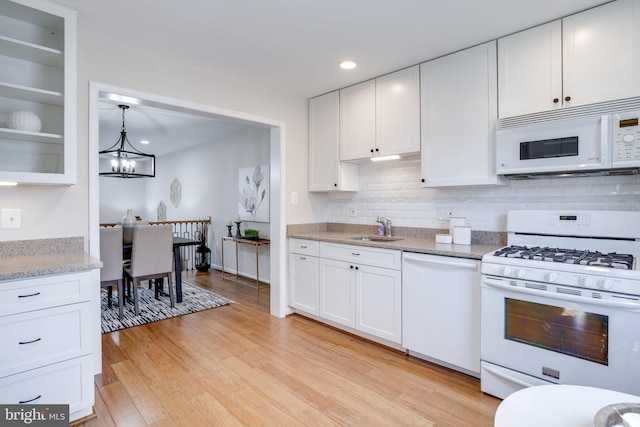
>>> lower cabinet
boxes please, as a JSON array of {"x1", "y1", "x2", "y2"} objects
[
  {"x1": 0, "y1": 272, "x2": 94, "y2": 422},
  {"x1": 290, "y1": 239, "x2": 402, "y2": 345}
]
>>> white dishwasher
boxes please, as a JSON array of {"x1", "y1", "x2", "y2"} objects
[{"x1": 402, "y1": 252, "x2": 481, "y2": 377}]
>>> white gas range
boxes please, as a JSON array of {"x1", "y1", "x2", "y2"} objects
[{"x1": 480, "y1": 210, "x2": 640, "y2": 400}]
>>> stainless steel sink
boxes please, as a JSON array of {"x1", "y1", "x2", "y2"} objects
[{"x1": 350, "y1": 235, "x2": 403, "y2": 242}]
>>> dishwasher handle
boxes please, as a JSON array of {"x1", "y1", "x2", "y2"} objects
[{"x1": 403, "y1": 253, "x2": 478, "y2": 270}]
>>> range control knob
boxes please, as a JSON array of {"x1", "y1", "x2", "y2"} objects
[
  {"x1": 503, "y1": 267, "x2": 512, "y2": 276},
  {"x1": 516, "y1": 269, "x2": 526, "y2": 278},
  {"x1": 580, "y1": 277, "x2": 594, "y2": 288},
  {"x1": 599, "y1": 278, "x2": 613, "y2": 290},
  {"x1": 547, "y1": 272, "x2": 558, "y2": 282}
]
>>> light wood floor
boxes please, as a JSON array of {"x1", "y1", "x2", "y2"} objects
[{"x1": 83, "y1": 270, "x2": 501, "y2": 426}]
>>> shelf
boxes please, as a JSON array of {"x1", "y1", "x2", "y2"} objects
[
  {"x1": 0, "y1": 81, "x2": 63, "y2": 105},
  {"x1": 0, "y1": 35, "x2": 63, "y2": 67},
  {"x1": 0, "y1": 127, "x2": 62, "y2": 143}
]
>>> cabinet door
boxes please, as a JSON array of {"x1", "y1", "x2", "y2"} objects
[
  {"x1": 498, "y1": 20, "x2": 562, "y2": 117},
  {"x1": 420, "y1": 41, "x2": 503, "y2": 187},
  {"x1": 289, "y1": 253, "x2": 319, "y2": 315},
  {"x1": 340, "y1": 79, "x2": 376, "y2": 161},
  {"x1": 563, "y1": 0, "x2": 640, "y2": 108},
  {"x1": 309, "y1": 91, "x2": 359, "y2": 191},
  {"x1": 355, "y1": 264, "x2": 401, "y2": 343},
  {"x1": 375, "y1": 66, "x2": 420, "y2": 157},
  {"x1": 319, "y1": 258, "x2": 355, "y2": 328}
]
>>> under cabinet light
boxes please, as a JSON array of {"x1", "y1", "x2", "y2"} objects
[
  {"x1": 371, "y1": 155, "x2": 400, "y2": 162},
  {"x1": 0, "y1": 182, "x2": 18, "y2": 186}
]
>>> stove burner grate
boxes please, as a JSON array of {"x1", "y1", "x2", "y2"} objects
[{"x1": 493, "y1": 245, "x2": 634, "y2": 270}]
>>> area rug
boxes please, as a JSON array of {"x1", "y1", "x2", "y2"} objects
[{"x1": 101, "y1": 281, "x2": 233, "y2": 333}]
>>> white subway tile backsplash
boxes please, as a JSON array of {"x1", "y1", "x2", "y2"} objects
[{"x1": 326, "y1": 159, "x2": 640, "y2": 232}]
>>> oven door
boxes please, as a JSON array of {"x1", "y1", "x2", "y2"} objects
[{"x1": 481, "y1": 275, "x2": 640, "y2": 397}]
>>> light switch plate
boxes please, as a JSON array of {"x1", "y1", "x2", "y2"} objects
[{"x1": 2, "y1": 208, "x2": 21, "y2": 229}]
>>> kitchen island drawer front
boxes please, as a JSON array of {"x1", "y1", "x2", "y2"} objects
[
  {"x1": 320, "y1": 242, "x2": 401, "y2": 270},
  {"x1": 0, "y1": 301, "x2": 92, "y2": 379},
  {"x1": 0, "y1": 272, "x2": 91, "y2": 316},
  {"x1": 0, "y1": 355, "x2": 94, "y2": 418},
  {"x1": 290, "y1": 239, "x2": 320, "y2": 257}
]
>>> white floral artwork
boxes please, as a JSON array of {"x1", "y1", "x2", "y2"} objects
[
  {"x1": 238, "y1": 165, "x2": 269, "y2": 222},
  {"x1": 170, "y1": 178, "x2": 182, "y2": 208}
]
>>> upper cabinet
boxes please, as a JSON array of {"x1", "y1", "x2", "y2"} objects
[
  {"x1": 0, "y1": 0, "x2": 77, "y2": 184},
  {"x1": 340, "y1": 66, "x2": 420, "y2": 161},
  {"x1": 420, "y1": 41, "x2": 505, "y2": 187},
  {"x1": 498, "y1": 0, "x2": 640, "y2": 118},
  {"x1": 309, "y1": 91, "x2": 359, "y2": 192}
]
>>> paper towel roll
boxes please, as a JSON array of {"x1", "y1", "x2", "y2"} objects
[
  {"x1": 453, "y1": 226, "x2": 471, "y2": 245},
  {"x1": 449, "y1": 217, "x2": 467, "y2": 235}
]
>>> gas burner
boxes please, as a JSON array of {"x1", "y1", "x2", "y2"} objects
[{"x1": 493, "y1": 245, "x2": 634, "y2": 270}]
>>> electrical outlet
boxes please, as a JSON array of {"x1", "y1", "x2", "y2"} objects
[
  {"x1": 291, "y1": 191, "x2": 298, "y2": 204},
  {"x1": 350, "y1": 206, "x2": 357, "y2": 217},
  {"x1": 2, "y1": 208, "x2": 21, "y2": 229},
  {"x1": 436, "y1": 208, "x2": 452, "y2": 220}
]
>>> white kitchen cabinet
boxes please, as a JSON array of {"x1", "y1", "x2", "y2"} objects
[
  {"x1": 375, "y1": 66, "x2": 421, "y2": 158},
  {"x1": 0, "y1": 0, "x2": 77, "y2": 184},
  {"x1": 319, "y1": 242, "x2": 402, "y2": 344},
  {"x1": 498, "y1": 0, "x2": 640, "y2": 118},
  {"x1": 402, "y1": 252, "x2": 481, "y2": 376},
  {"x1": 355, "y1": 263, "x2": 401, "y2": 343},
  {"x1": 339, "y1": 79, "x2": 376, "y2": 160},
  {"x1": 420, "y1": 41, "x2": 505, "y2": 187},
  {"x1": 497, "y1": 21, "x2": 562, "y2": 118},
  {"x1": 308, "y1": 91, "x2": 358, "y2": 191},
  {"x1": 340, "y1": 66, "x2": 420, "y2": 161},
  {"x1": 319, "y1": 257, "x2": 356, "y2": 328},
  {"x1": 0, "y1": 272, "x2": 94, "y2": 422},
  {"x1": 288, "y1": 239, "x2": 320, "y2": 315}
]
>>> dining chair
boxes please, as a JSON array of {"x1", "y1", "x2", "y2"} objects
[
  {"x1": 100, "y1": 227, "x2": 125, "y2": 320},
  {"x1": 124, "y1": 225, "x2": 175, "y2": 315}
]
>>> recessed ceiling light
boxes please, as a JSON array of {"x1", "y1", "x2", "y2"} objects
[
  {"x1": 339, "y1": 60, "x2": 357, "y2": 70},
  {"x1": 140, "y1": 140, "x2": 150, "y2": 145}
]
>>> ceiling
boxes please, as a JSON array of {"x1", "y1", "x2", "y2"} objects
[{"x1": 72, "y1": 0, "x2": 611, "y2": 156}]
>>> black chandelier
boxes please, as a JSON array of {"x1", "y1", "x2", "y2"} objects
[{"x1": 99, "y1": 105, "x2": 155, "y2": 178}]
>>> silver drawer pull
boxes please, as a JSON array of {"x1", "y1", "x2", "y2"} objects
[
  {"x1": 351, "y1": 253, "x2": 360, "y2": 256},
  {"x1": 300, "y1": 256, "x2": 307, "y2": 260},
  {"x1": 18, "y1": 292, "x2": 41, "y2": 298},
  {"x1": 19, "y1": 395, "x2": 41, "y2": 404},
  {"x1": 19, "y1": 338, "x2": 42, "y2": 345},
  {"x1": 300, "y1": 245, "x2": 307, "y2": 249}
]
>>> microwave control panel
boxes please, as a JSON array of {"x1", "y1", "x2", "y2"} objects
[{"x1": 613, "y1": 110, "x2": 640, "y2": 167}]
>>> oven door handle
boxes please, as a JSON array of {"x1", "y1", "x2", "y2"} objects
[{"x1": 482, "y1": 278, "x2": 640, "y2": 310}]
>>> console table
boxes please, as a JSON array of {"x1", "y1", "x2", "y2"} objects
[{"x1": 221, "y1": 236, "x2": 270, "y2": 293}]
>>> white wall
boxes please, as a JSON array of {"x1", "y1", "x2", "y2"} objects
[
  {"x1": 99, "y1": 178, "x2": 146, "y2": 223},
  {"x1": 326, "y1": 158, "x2": 640, "y2": 232}
]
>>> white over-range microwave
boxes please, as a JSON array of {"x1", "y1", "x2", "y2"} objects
[{"x1": 496, "y1": 109, "x2": 640, "y2": 178}]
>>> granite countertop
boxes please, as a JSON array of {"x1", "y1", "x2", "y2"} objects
[
  {"x1": 0, "y1": 237, "x2": 102, "y2": 282},
  {"x1": 288, "y1": 223, "x2": 506, "y2": 260}
]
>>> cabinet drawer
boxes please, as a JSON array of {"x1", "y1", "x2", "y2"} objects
[
  {"x1": 0, "y1": 272, "x2": 91, "y2": 316},
  {"x1": 289, "y1": 239, "x2": 320, "y2": 257},
  {"x1": 0, "y1": 301, "x2": 92, "y2": 379},
  {"x1": 0, "y1": 355, "x2": 94, "y2": 421},
  {"x1": 320, "y1": 242, "x2": 401, "y2": 270}
]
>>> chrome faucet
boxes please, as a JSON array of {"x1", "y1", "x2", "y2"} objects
[{"x1": 376, "y1": 216, "x2": 392, "y2": 238}]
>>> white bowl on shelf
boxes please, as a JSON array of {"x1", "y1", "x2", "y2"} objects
[{"x1": 7, "y1": 110, "x2": 42, "y2": 132}]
